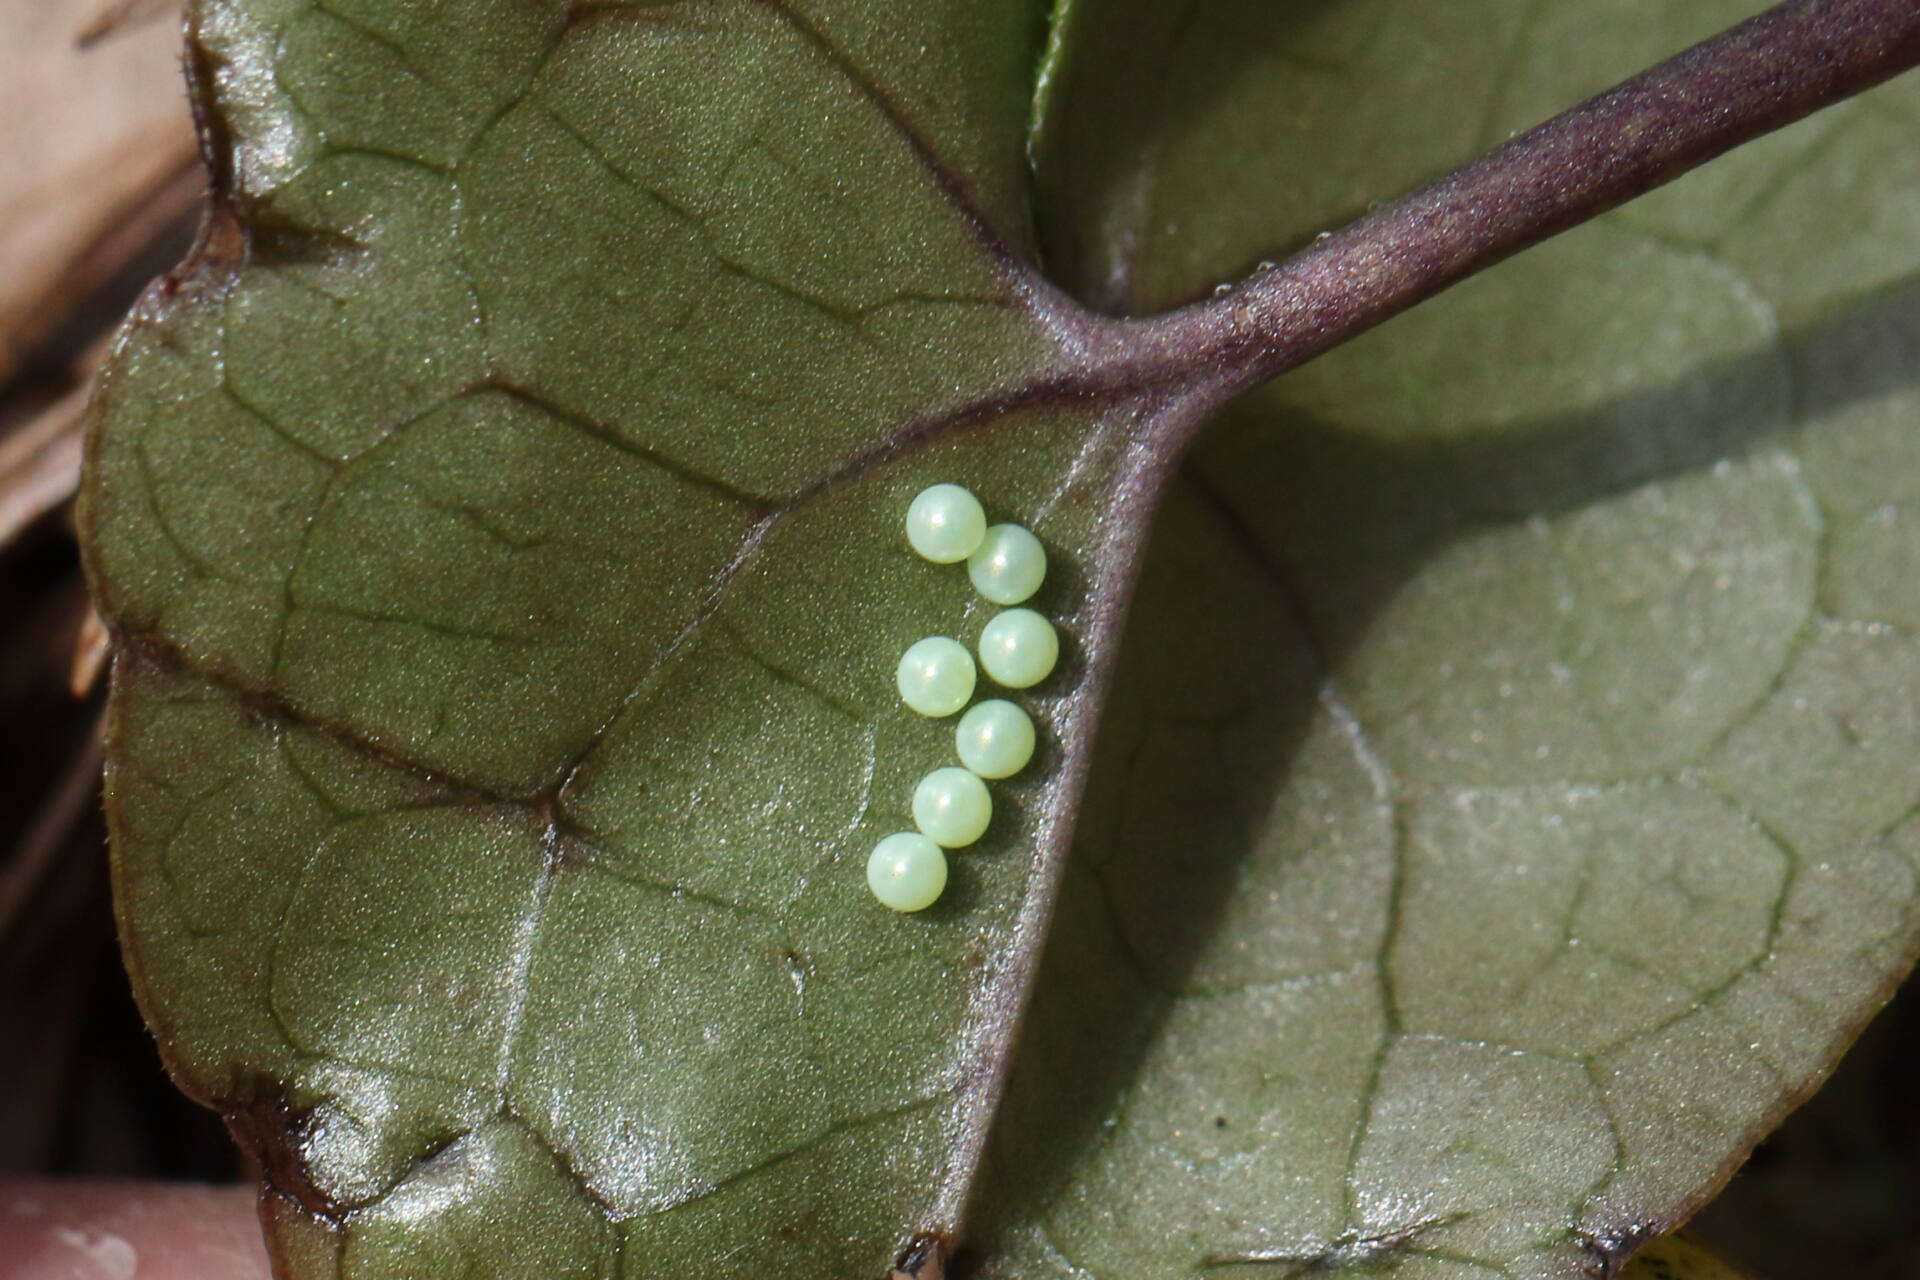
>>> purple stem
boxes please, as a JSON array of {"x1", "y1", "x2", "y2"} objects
[{"x1": 1131, "y1": 0, "x2": 1920, "y2": 417}]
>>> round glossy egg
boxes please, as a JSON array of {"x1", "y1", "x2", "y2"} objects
[
  {"x1": 912, "y1": 766, "x2": 993, "y2": 847},
  {"x1": 955, "y1": 699, "x2": 1036, "y2": 779},
  {"x1": 896, "y1": 636, "x2": 976, "y2": 717},
  {"x1": 905, "y1": 484, "x2": 987, "y2": 564},
  {"x1": 867, "y1": 832, "x2": 948, "y2": 911},
  {"x1": 967, "y1": 524, "x2": 1047, "y2": 605},
  {"x1": 978, "y1": 608, "x2": 1059, "y2": 689}
]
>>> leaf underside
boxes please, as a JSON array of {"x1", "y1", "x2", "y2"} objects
[{"x1": 81, "y1": 0, "x2": 1920, "y2": 1278}]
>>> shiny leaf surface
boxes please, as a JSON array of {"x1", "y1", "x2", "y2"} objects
[{"x1": 86, "y1": 1, "x2": 1185, "y2": 1274}]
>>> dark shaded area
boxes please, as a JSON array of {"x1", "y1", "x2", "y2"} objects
[
  {"x1": 1033, "y1": 0, "x2": 1357, "y2": 313},
  {"x1": 1689, "y1": 972, "x2": 1920, "y2": 1278},
  {"x1": 0, "y1": 518, "x2": 236, "y2": 1181},
  {"x1": 0, "y1": 184, "x2": 234, "y2": 1179}
]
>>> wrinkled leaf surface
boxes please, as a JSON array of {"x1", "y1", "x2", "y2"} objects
[
  {"x1": 86, "y1": 1, "x2": 1181, "y2": 1274},
  {"x1": 977, "y1": 2, "x2": 1920, "y2": 1277}
]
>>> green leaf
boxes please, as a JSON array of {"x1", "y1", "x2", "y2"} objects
[
  {"x1": 84, "y1": 1, "x2": 1180, "y2": 1274},
  {"x1": 81, "y1": 0, "x2": 1920, "y2": 1277},
  {"x1": 976, "y1": 1, "x2": 1920, "y2": 1277}
]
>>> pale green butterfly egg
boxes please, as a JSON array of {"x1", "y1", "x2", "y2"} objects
[
  {"x1": 905, "y1": 483, "x2": 987, "y2": 564},
  {"x1": 896, "y1": 636, "x2": 975, "y2": 717},
  {"x1": 955, "y1": 699, "x2": 1036, "y2": 779},
  {"x1": 867, "y1": 832, "x2": 948, "y2": 912},
  {"x1": 978, "y1": 608, "x2": 1059, "y2": 689},
  {"x1": 967, "y1": 523, "x2": 1047, "y2": 605},
  {"x1": 912, "y1": 766, "x2": 992, "y2": 847}
]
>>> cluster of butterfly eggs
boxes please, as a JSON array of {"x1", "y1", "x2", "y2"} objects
[{"x1": 868, "y1": 483, "x2": 1059, "y2": 913}]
